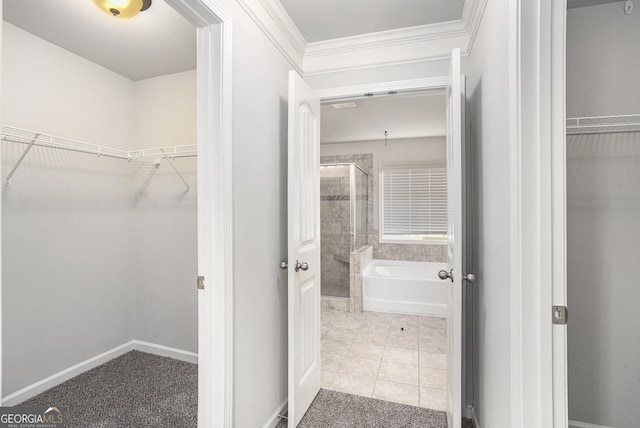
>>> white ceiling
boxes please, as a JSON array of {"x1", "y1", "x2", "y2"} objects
[
  {"x1": 321, "y1": 92, "x2": 446, "y2": 144},
  {"x1": 279, "y1": 0, "x2": 466, "y2": 43},
  {"x1": 568, "y1": 0, "x2": 623, "y2": 8},
  {"x1": 2, "y1": 0, "x2": 196, "y2": 81}
]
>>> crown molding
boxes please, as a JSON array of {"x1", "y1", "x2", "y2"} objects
[
  {"x1": 234, "y1": 0, "x2": 487, "y2": 76},
  {"x1": 461, "y1": 0, "x2": 489, "y2": 54},
  {"x1": 305, "y1": 20, "x2": 467, "y2": 58},
  {"x1": 234, "y1": 0, "x2": 306, "y2": 72}
]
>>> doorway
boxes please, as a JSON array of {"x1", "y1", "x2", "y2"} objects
[
  {"x1": 286, "y1": 51, "x2": 469, "y2": 428},
  {"x1": 318, "y1": 91, "x2": 450, "y2": 411}
]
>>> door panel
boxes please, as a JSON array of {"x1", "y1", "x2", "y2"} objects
[
  {"x1": 287, "y1": 70, "x2": 321, "y2": 428},
  {"x1": 445, "y1": 48, "x2": 464, "y2": 428}
]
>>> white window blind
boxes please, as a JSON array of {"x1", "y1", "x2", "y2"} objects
[{"x1": 381, "y1": 165, "x2": 447, "y2": 241}]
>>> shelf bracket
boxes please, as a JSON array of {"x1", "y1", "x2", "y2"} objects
[
  {"x1": 5, "y1": 133, "x2": 41, "y2": 185},
  {"x1": 160, "y1": 149, "x2": 191, "y2": 193}
]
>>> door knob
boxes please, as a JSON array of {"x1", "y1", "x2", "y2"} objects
[
  {"x1": 295, "y1": 261, "x2": 309, "y2": 272},
  {"x1": 280, "y1": 261, "x2": 288, "y2": 270},
  {"x1": 438, "y1": 269, "x2": 453, "y2": 282},
  {"x1": 463, "y1": 273, "x2": 476, "y2": 283}
]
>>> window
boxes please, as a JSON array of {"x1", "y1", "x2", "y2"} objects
[{"x1": 380, "y1": 164, "x2": 447, "y2": 243}]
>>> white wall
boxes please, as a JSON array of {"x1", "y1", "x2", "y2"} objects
[
  {"x1": 217, "y1": 1, "x2": 291, "y2": 426},
  {"x1": 566, "y1": 3, "x2": 640, "y2": 426},
  {"x1": 321, "y1": 137, "x2": 446, "y2": 230},
  {"x1": 306, "y1": 57, "x2": 469, "y2": 92},
  {"x1": 468, "y1": 0, "x2": 513, "y2": 425},
  {"x1": 566, "y1": 2, "x2": 640, "y2": 117},
  {"x1": 132, "y1": 71, "x2": 197, "y2": 354},
  {"x1": 1, "y1": 22, "x2": 135, "y2": 149},
  {"x1": 1, "y1": 22, "x2": 197, "y2": 396},
  {"x1": 133, "y1": 70, "x2": 197, "y2": 149},
  {"x1": 1, "y1": 22, "x2": 137, "y2": 396}
]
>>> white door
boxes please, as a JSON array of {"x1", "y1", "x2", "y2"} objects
[
  {"x1": 287, "y1": 70, "x2": 322, "y2": 427},
  {"x1": 444, "y1": 48, "x2": 465, "y2": 428}
]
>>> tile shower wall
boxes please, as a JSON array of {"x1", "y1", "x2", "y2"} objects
[
  {"x1": 321, "y1": 167, "x2": 351, "y2": 297},
  {"x1": 321, "y1": 154, "x2": 447, "y2": 263}
]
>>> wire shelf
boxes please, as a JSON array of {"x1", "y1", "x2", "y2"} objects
[
  {"x1": 566, "y1": 114, "x2": 640, "y2": 135},
  {"x1": 1, "y1": 125, "x2": 196, "y2": 189}
]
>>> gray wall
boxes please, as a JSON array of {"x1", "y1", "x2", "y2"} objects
[
  {"x1": 566, "y1": 3, "x2": 640, "y2": 426},
  {"x1": 468, "y1": 0, "x2": 513, "y2": 425},
  {"x1": 567, "y1": 2, "x2": 640, "y2": 118}
]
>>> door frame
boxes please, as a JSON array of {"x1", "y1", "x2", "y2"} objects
[
  {"x1": 512, "y1": 0, "x2": 567, "y2": 426},
  {"x1": 314, "y1": 74, "x2": 472, "y2": 420},
  {"x1": 165, "y1": 1, "x2": 234, "y2": 427},
  {"x1": 0, "y1": 0, "x2": 235, "y2": 426}
]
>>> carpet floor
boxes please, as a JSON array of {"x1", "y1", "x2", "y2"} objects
[
  {"x1": 276, "y1": 389, "x2": 475, "y2": 428},
  {"x1": 22, "y1": 350, "x2": 197, "y2": 428}
]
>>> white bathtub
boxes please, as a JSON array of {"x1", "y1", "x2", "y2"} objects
[{"x1": 362, "y1": 259, "x2": 449, "y2": 317}]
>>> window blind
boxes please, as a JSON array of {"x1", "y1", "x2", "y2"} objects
[{"x1": 382, "y1": 166, "x2": 447, "y2": 238}]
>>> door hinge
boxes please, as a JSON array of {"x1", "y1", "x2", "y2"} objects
[
  {"x1": 197, "y1": 276, "x2": 205, "y2": 290},
  {"x1": 552, "y1": 305, "x2": 567, "y2": 325}
]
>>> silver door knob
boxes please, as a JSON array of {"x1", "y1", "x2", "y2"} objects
[
  {"x1": 295, "y1": 261, "x2": 309, "y2": 272},
  {"x1": 438, "y1": 269, "x2": 453, "y2": 282},
  {"x1": 463, "y1": 273, "x2": 476, "y2": 283},
  {"x1": 280, "y1": 261, "x2": 288, "y2": 270}
]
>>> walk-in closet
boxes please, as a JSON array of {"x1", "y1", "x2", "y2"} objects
[
  {"x1": 1, "y1": 1, "x2": 199, "y2": 425},
  {"x1": 566, "y1": 2, "x2": 640, "y2": 427}
]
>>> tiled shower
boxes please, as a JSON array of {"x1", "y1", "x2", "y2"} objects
[{"x1": 320, "y1": 163, "x2": 368, "y2": 298}]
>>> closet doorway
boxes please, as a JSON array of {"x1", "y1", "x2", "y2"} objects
[{"x1": 0, "y1": 1, "x2": 233, "y2": 427}]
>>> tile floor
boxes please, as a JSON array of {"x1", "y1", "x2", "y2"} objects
[{"x1": 321, "y1": 307, "x2": 448, "y2": 411}]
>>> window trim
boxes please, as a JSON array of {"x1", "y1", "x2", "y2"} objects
[{"x1": 378, "y1": 161, "x2": 448, "y2": 246}]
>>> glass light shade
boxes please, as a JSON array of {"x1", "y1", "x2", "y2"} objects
[{"x1": 94, "y1": 0, "x2": 144, "y2": 18}]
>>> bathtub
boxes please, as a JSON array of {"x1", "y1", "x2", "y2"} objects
[{"x1": 362, "y1": 259, "x2": 449, "y2": 317}]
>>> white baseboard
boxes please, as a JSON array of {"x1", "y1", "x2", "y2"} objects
[
  {"x1": 2, "y1": 341, "x2": 135, "y2": 406},
  {"x1": 132, "y1": 340, "x2": 198, "y2": 364},
  {"x1": 569, "y1": 421, "x2": 613, "y2": 428},
  {"x1": 469, "y1": 405, "x2": 480, "y2": 428},
  {"x1": 2, "y1": 340, "x2": 199, "y2": 406},
  {"x1": 263, "y1": 398, "x2": 287, "y2": 428}
]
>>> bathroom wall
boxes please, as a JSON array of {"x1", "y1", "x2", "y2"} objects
[
  {"x1": 566, "y1": 3, "x2": 640, "y2": 427},
  {"x1": 320, "y1": 137, "x2": 448, "y2": 262}
]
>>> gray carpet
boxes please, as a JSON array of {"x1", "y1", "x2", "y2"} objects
[
  {"x1": 22, "y1": 350, "x2": 197, "y2": 428},
  {"x1": 276, "y1": 389, "x2": 476, "y2": 428}
]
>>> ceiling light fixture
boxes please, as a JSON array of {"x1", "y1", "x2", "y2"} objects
[
  {"x1": 331, "y1": 102, "x2": 357, "y2": 110},
  {"x1": 94, "y1": 0, "x2": 152, "y2": 18}
]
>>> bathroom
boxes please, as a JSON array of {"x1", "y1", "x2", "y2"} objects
[{"x1": 318, "y1": 90, "x2": 451, "y2": 410}]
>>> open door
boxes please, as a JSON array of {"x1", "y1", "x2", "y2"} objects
[
  {"x1": 287, "y1": 70, "x2": 321, "y2": 427},
  {"x1": 443, "y1": 48, "x2": 466, "y2": 428}
]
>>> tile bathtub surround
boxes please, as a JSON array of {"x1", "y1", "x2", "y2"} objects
[{"x1": 321, "y1": 306, "x2": 449, "y2": 411}]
